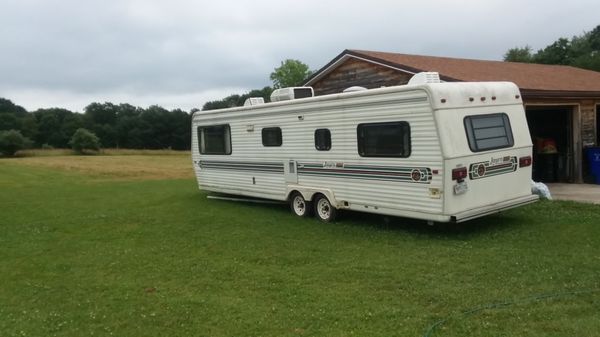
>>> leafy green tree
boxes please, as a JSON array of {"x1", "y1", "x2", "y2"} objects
[
  {"x1": 504, "y1": 25, "x2": 600, "y2": 71},
  {"x1": 270, "y1": 59, "x2": 312, "y2": 89},
  {"x1": 0, "y1": 98, "x2": 27, "y2": 117},
  {"x1": 0, "y1": 130, "x2": 32, "y2": 156},
  {"x1": 69, "y1": 128, "x2": 101, "y2": 154},
  {"x1": 503, "y1": 46, "x2": 534, "y2": 63},
  {"x1": 33, "y1": 108, "x2": 76, "y2": 148},
  {"x1": 18, "y1": 114, "x2": 38, "y2": 141},
  {"x1": 534, "y1": 38, "x2": 572, "y2": 65},
  {"x1": 84, "y1": 103, "x2": 119, "y2": 147},
  {"x1": 0, "y1": 113, "x2": 18, "y2": 131}
]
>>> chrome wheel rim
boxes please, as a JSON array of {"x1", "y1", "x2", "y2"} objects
[
  {"x1": 317, "y1": 198, "x2": 331, "y2": 220},
  {"x1": 293, "y1": 196, "x2": 306, "y2": 215}
]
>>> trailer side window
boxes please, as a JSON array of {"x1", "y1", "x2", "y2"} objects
[
  {"x1": 357, "y1": 122, "x2": 411, "y2": 157},
  {"x1": 262, "y1": 127, "x2": 282, "y2": 147},
  {"x1": 464, "y1": 113, "x2": 514, "y2": 152},
  {"x1": 198, "y1": 124, "x2": 231, "y2": 155},
  {"x1": 314, "y1": 129, "x2": 331, "y2": 151}
]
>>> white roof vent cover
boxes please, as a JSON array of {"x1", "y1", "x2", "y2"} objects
[
  {"x1": 343, "y1": 86, "x2": 368, "y2": 93},
  {"x1": 408, "y1": 72, "x2": 441, "y2": 85}
]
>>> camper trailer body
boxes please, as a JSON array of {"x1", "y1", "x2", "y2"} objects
[{"x1": 191, "y1": 80, "x2": 538, "y2": 223}]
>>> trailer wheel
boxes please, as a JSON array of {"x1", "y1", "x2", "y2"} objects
[
  {"x1": 290, "y1": 192, "x2": 312, "y2": 217},
  {"x1": 314, "y1": 194, "x2": 337, "y2": 222}
]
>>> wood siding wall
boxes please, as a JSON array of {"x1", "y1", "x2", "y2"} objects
[
  {"x1": 312, "y1": 58, "x2": 413, "y2": 96},
  {"x1": 581, "y1": 100, "x2": 599, "y2": 146}
]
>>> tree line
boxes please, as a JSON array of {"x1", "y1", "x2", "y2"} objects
[
  {"x1": 0, "y1": 98, "x2": 191, "y2": 151},
  {"x1": 504, "y1": 24, "x2": 600, "y2": 71}
]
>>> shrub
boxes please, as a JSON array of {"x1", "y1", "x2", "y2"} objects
[
  {"x1": 69, "y1": 128, "x2": 101, "y2": 154},
  {"x1": 0, "y1": 129, "x2": 32, "y2": 156}
]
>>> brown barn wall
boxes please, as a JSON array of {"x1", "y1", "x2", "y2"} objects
[
  {"x1": 312, "y1": 58, "x2": 413, "y2": 96},
  {"x1": 580, "y1": 100, "x2": 598, "y2": 146}
]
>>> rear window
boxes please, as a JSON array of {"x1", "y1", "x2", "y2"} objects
[{"x1": 464, "y1": 113, "x2": 514, "y2": 152}]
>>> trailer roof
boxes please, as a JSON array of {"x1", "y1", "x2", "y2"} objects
[{"x1": 193, "y1": 81, "x2": 523, "y2": 120}]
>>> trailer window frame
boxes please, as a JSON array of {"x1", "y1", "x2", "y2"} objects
[
  {"x1": 198, "y1": 124, "x2": 232, "y2": 155},
  {"x1": 314, "y1": 128, "x2": 331, "y2": 151},
  {"x1": 464, "y1": 113, "x2": 514, "y2": 152},
  {"x1": 262, "y1": 127, "x2": 282, "y2": 147},
  {"x1": 357, "y1": 121, "x2": 411, "y2": 158}
]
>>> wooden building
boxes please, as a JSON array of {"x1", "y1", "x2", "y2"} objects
[{"x1": 305, "y1": 49, "x2": 600, "y2": 183}]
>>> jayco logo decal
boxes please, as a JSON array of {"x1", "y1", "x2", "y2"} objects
[{"x1": 469, "y1": 156, "x2": 518, "y2": 180}]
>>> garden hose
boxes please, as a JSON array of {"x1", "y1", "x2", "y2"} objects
[{"x1": 423, "y1": 288, "x2": 600, "y2": 337}]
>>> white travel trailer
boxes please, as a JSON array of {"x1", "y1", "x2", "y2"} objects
[{"x1": 192, "y1": 73, "x2": 538, "y2": 223}]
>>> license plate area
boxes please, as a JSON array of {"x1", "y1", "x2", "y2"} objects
[{"x1": 454, "y1": 181, "x2": 468, "y2": 195}]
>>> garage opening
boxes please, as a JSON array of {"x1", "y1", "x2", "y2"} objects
[{"x1": 526, "y1": 106, "x2": 574, "y2": 182}]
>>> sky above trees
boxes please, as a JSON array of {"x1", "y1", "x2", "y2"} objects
[{"x1": 1, "y1": 0, "x2": 599, "y2": 112}]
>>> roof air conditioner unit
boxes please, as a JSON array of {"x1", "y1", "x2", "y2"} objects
[
  {"x1": 243, "y1": 97, "x2": 265, "y2": 106},
  {"x1": 408, "y1": 72, "x2": 441, "y2": 85},
  {"x1": 270, "y1": 87, "x2": 314, "y2": 102}
]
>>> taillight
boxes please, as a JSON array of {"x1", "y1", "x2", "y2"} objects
[
  {"x1": 519, "y1": 156, "x2": 532, "y2": 167},
  {"x1": 452, "y1": 167, "x2": 468, "y2": 181}
]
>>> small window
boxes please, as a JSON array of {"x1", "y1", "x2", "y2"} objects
[
  {"x1": 262, "y1": 127, "x2": 282, "y2": 147},
  {"x1": 357, "y1": 122, "x2": 411, "y2": 157},
  {"x1": 198, "y1": 124, "x2": 231, "y2": 155},
  {"x1": 315, "y1": 129, "x2": 331, "y2": 151},
  {"x1": 464, "y1": 113, "x2": 514, "y2": 152}
]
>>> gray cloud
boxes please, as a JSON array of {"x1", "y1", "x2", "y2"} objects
[{"x1": 1, "y1": 0, "x2": 599, "y2": 111}]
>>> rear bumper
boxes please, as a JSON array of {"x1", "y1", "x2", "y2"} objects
[{"x1": 451, "y1": 194, "x2": 539, "y2": 223}]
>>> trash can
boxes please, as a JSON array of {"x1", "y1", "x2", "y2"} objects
[{"x1": 585, "y1": 147, "x2": 600, "y2": 184}]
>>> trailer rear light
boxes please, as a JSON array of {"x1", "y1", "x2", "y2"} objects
[
  {"x1": 519, "y1": 156, "x2": 532, "y2": 167},
  {"x1": 452, "y1": 167, "x2": 468, "y2": 181}
]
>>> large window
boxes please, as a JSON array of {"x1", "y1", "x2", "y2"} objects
[
  {"x1": 464, "y1": 113, "x2": 514, "y2": 152},
  {"x1": 262, "y1": 127, "x2": 282, "y2": 147},
  {"x1": 357, "y1": 122, "x2": 411, "y2": 157},
  {"x1": 198, "y1": 124, "x2": 231, "y2": 155},
  {"x1": 314, "y1": 128, "x2": 331, "y2": 151}
]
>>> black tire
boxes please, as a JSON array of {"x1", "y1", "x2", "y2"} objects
[
  {"x1": 313, "y1": 194, "x2": 338, "y2": 222},
  {"x1": 290, "y1": 192, "x2": 312, "y2": 217}
]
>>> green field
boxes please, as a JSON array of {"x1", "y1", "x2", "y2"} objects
[{"x1": 1, "y1": 154, "x2": 599, "y2": 337}]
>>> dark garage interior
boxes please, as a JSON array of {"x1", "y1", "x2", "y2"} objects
[{"x1": 526, "y1": 106, "x2": 573, "y2": 182}]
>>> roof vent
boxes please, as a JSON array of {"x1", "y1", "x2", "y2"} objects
[
  {"x1": 270, "y1": 87, "x2": 314, "y2": 102},
  {"x1": 343, "y1": 86, "x2": 368, "y2": 93},
  {"x1": 408, "y1": 72, "x2": 441, "y2": 85},
  {"x1": 243, "y1": 97, "x2": 265, "y2": 107}
]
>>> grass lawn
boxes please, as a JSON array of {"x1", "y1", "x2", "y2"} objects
[{"x1": 1, "y1": 153, "x2": 599, "y2": 337}]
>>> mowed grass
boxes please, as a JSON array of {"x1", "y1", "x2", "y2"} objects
[{"x1": 1, "y1": 154, "x2": 599, "y2": 337}]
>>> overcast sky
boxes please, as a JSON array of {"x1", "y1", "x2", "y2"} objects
[{"x1": 1, "y1": 0, "x2": 599, "y2": 112}]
